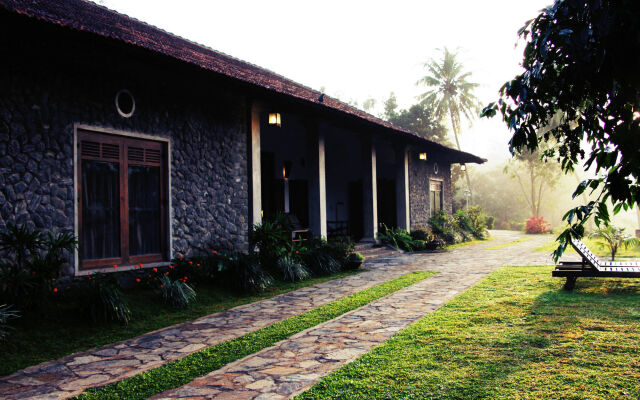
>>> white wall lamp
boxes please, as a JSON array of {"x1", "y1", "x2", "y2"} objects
[
  {"x1": 460, "y1": 164, "x2": 467, "y2": 171},
  {"x1": 418, "y1": 152, "x2": 427, "y2": 161},
  {"x1": 268, "y1": 112, "x2": 281, "y2": 127}
]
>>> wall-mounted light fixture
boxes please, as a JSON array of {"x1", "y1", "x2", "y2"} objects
[
  {"x1": 268, "y1": 112, "x2": 281, "y2": 127},
  {"x1": 418, "y1": 152, "x2": 427, "y2": 161},
  {"x1": 283, "y1": 160, "x2": 292, "y2": 180},
  {"x1": 460, "y1": 164, "x2": 466, "y2": 171}
]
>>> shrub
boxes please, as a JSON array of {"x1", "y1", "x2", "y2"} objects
[
  {"x1": 0, "y1": 304, "x2": 19, "y2": 340},
  {"x1": 377, "y1": 225, "x2": 424, "y2": 251},
  {"x1": 0, "y1": 223, "x2": 76, "y2": 310},
  {"x1": 249, "y1": 216, "x2": 292, "y2": 269},
  {"x1": 426, "y1": 237, "x2": 446, "y2": 250},
  {"x1": 410, "y1": 229, "x2": 432, "y2": 241},
  {"x1": 323, "y1": 236, "x2": 355, "y2": 268},
  {"x1": 276, "y1": 255, "x2": 311, "y2": 282},
  {"x1": 525, "y1": 216, "x2": 550, "y2": 234},
  {"x1": 157, "y1": 275, "x2": 196, "y2": 308},
  {"x1": 220, "y1": 253, "x2": 273, "y2": 293},
  {"x1": 429, "y1": 211, "x2": 458, "y2": 244},
  {"x1": 485, "y1": 215, "x2": 496, "y2": 230},
  {"x1": 465, "y1": 206, "x2": 489, "y2": 239},
  {"x1": 77, "y1": 273, "x2": 132, "y2": 324},
  {"x1": 299, "y1": 247, "x2": 341, "y2": 276}
]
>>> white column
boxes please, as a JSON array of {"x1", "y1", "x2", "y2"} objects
[
  {"x1": 396, "y1": 145, "x2": 410, "y2": 231},
  {"x1": 362, "y1": 138, "x2": 378, "y2": 241},
  {"x1": 250, "y1": 102, "x2": 262, "y2": 227},
  {"x1": 308, "y1": 123, "x2": 327, "y2": 238}
]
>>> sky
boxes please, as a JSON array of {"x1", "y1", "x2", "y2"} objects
[{"x1": 94, "y1": 0, "x2": 552, "y2": 164}]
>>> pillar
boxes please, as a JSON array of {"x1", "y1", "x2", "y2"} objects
[
  {"x1": 250, "y1": 102, "x2": 262, "y2": 227},
  {"x1": 308, "y1": 122, "x2": 327, "y2": 238},
  {"x1": 362, "y1": 137, "x2": 378, "y2": 241},
  {"x1": 395, "y1": 145, "x2": 410, "y2": 231}
]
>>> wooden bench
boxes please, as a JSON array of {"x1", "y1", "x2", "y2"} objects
[{"x1": 552, "y1": 238, "x2": 640, "y2": 290}]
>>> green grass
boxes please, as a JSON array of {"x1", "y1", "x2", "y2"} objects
[
  {"x1": 443, "y1": 236, "x2": 496, "y2": 250},
  {"x1": 0, "y1": 271, "x2": 362, "y2": 377},
  {"x1": 298, "y1": 266, "x2": 640, "y2": 400},
  {"x1": 486, "y1": 237, "x2": 532, "y2": 250},
  {"x1": 76, "y1": 271, "x2": 435, "y2": 400},
  {"x1": 535, "y1": 237, "x2": 640, "y2": 258}
]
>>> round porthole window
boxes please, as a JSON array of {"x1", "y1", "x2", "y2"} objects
[
  {"x1": 433, "y1": 162, "x2": 439, "y2": 175},
  {"x1": 115, "y1": 89, "x2": 135, "y2": 118}
]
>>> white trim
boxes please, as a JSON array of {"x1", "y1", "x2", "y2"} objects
[{"x1": 72, "y1": 123, "x2": 173, "y2": 276}]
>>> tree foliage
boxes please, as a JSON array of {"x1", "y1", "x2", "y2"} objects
[
  {"x1": 482, "y1": 0, "x2": 640, "y2": 259},
  {"x1": 417, "y1": 47, "x2": 481, "y2": 197},
  {"x1": 385, "y1": 101, "x2": 450, "y2": 145}
]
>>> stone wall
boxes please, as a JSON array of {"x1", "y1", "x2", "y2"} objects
[
  {"x1": 408, "y1": 150, "x2": 452, "y2": 230},
  {"x1": 0, "y1": 13, "x2": 249, "y2": 275}
]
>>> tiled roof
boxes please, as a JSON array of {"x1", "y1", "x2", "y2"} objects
[{"x1": 1, "y1": 0, "x2": 486, "y2": 164}]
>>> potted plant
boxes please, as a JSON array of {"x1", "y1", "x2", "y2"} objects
[{"x1": 346, "y1": 252, "x2": 365, "y2": 270}]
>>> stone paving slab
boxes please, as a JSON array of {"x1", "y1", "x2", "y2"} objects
[
  {"x1": 0, "y1": 231, "x2": 558, "y2": 399},
  {"x1": 151, "y1": 232, "x2": 558, "y2": 399}
]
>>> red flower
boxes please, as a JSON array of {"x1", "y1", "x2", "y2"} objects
[
  {"x1": 184, "y1": 276, "x2": 188, "y2": 280},
  {"x1": 169, "y1": 265, "x2": 174, "y2": 269},
  {"x1": 196, "y1": 263, "x2": 200, "y2": 267},
  {"x1": 139, "y1": 263, "x2": 143, "y2": 267},
  {"x1": 113, "y1": 264, "x2": 118, "y2": 269},
  {"x1": 165, "y1": 272, "x2": 169, "y2": 275},
  {"x1": 53, "y1": 288, "x2": 58, "y2": 293},
  {"x1": 212, "y1": 250, "x2": 217, "y2": 254},
  {"x1": 188, "y1": 261, "x2": 193, "y2": 265},
  {"x1": 295, "y1": 251, "x2": 299, "y2": 254},
  {"x1": 160, "y1": 284, "x2": 164, "y2": 288},
  {"x1": 136, "y1": 278, "x2": 141, "y2": 283},
  {"x1": 153, "y1": 267, "x2": 158, "y2": 272}
]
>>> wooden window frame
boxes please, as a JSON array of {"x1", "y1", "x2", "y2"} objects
[
  {"x1": 429, "y1": 179, "x2": 443, "y2": 217},
  {"x1": 77, "y1": 129, "x2": 169, "y2": 270}
]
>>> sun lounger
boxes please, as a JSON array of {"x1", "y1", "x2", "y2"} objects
[{"x1": 552, "y1": 238, "x2": 640, "y2": 290}]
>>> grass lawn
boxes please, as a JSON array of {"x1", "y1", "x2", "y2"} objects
[
  {"x1": 535, "y1": 237, "x2": 640, "y2": 259},
  {"x1": 443, "y1": 236, "x2": 496, "y2": 250},
  {"x1": 298, "y1": 265, "x2": 640, "y2": 400},
  {"x1": 0, "y1": 270, "x2": 362, "y2": 377},
  {"x1": 486, "y1": 237, "x2": 532, "y2": 250},
  {"x1": 77, "y1": 271, "x2": 435, "y2": 400}
]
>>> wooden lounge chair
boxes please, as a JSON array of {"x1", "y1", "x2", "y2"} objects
[{"x1": 552, "y1": 238, "x2": 640, "y2": 290}]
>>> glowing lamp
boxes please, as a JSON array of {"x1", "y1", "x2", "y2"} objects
[
  {"x1": 460, "y1": 164, "x2": 466, "y2": 171},
  {"x1": 283, "y1": 161, "x2": 292, "y2": 180},
  {"x1": 268, "y1": 112, "x2": 281, "y2": 127},
  {"x1": 418, "y1": 152, "x2": 427, "y2": 161}
]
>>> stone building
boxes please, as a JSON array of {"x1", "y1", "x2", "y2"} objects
[{"x1": 0, "y1": 0, "x2": 485, "y2": 277}]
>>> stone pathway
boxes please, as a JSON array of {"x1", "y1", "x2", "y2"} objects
[
  {"x1": 151, "y1": 232, "x2": 559, "y2": 399},
  {"x1": 0, "y1": 231, "x2": 560, "y2": 399}
]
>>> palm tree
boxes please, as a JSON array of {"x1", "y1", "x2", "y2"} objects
[
  {"x1": 417, "y1": 48, "x2": 480, "y2": 198},
  {"x1": 589, "y1": 225, "x2": 639, "y2": 261}
]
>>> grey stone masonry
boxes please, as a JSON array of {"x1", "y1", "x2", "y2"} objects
[
  {"x1": 408, "y1": 149, "x2": 452, "y2": 230},
  {"x1": 0, "y1": 14, "x2": 249, "y2": 275}
]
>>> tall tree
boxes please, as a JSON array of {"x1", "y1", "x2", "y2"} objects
[
  {"x1": 417, "y1": 48, "x2": 480, "y2": 198},
  {"x1": 482, "y1": 0, "x2": 640, "y2": 259},
  {"x1": 382, "y1": 92, "x2": 399, "y2": 120},
  {"x1": 504, "y1": 146, "x2": 561, "y2": 218}
]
